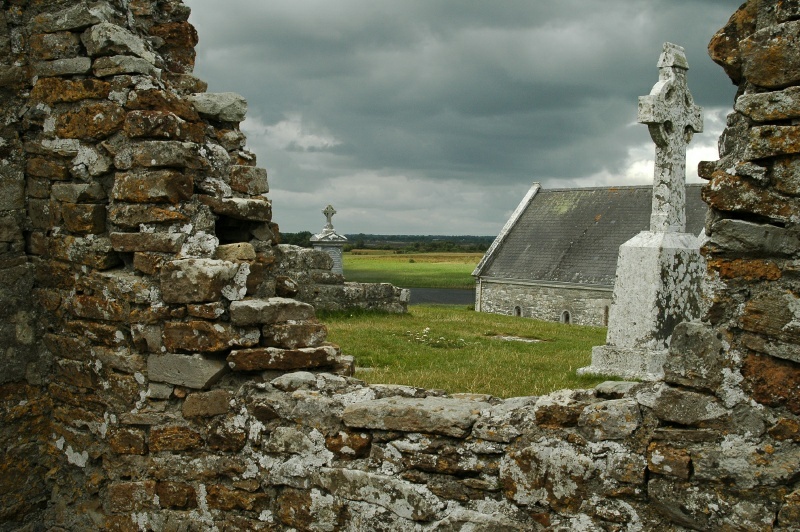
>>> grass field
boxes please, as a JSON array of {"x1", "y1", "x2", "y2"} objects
[
  {"x1": 320, "y1": 305, "x2": 610, "y2": 398},
  {"x1": 343, "y1": 251, "x2": 483, "y2": 289}
]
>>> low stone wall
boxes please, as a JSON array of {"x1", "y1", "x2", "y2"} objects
[
  {"x1": 275, "y1": 244, "x2": 409, "y2": 313},
  {"x1": 477, "y1": 279, "x2": 612, "y2": 326},
  {"x1": 1, "y1": 1, "x2": 799, "y2": 531}
]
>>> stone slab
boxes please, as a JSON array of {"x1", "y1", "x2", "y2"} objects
[
  {"x1": 342, "y1": 396, "x2": 490, "y2": 438},
  {"x1": 147, "y1": 352, "x2": 228, "y2": 389},
  {"x1": 229, "y1": 297, "x2": 315, "y2": 326}
]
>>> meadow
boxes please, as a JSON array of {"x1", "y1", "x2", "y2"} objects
[
  {"x1": 343, "y1": 251, "x2": 482, "y2": 289},
  {"x1": 319, "y1": 305, "x2": 610, "y2": 398}
]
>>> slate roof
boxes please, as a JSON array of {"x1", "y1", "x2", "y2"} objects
[{"x1": 474, "y1": 183, "x2": 707, "y2": 287}]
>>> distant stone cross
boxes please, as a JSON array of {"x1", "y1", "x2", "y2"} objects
[
  {"x1": 322, "y1": 204, "x2": 336, "y2": 230},
  {"x1": 638, "y1": 42, "x2": 703, "y2": 233}
]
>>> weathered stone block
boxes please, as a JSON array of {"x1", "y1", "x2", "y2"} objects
[
  {"x1": 198, "y1": 194, "x2": 272, "y2": 221},
  {"x1": 647, "y1": 442, "x2": 690, "y2": 479},
  {"x1": 163, "y1": 72, "x2": 208, "y2": 95},
  {"x1": 108, "y1": 427, "x2": 147, "y2": 455},
  {"x1": 113, "y1": 140, "x2": 203, "y2": 170},
  {"x1": 0, "y1": 177, "x2": 24, "y2": 211},
  {"x1": 149, "y1": 425, "x2": 203, "y2": 452},
  {"x1": 93, "y1": 55, "x2": 160, "y2": 78},
  {"x1": 61, "y1": 203, "x2": 106, "y2": 234},
  {"x1": 108, "y1": 204, "x2": 188, "y2": 229},
  {"x1": 28, "y1": 199, "x2": 59, "y2": 230},
  {"x1": 703, "y1": 171, "x2": 800, "y2": 223},
  {"x1": 182, "y1": 389, "x2": 231, "y2": 417},
  {"x1": 150, "y1": 21, "x2": 199, "y2": 49},
  {"x1": 160, "y1": 259, "x2": 242, "y2": 303},
  {"x1": 124, "y1": 89, "x2": 200, "y2": 121},
  {"x1": 51, "y1": 183, "x2": 106, "y2": 203},
  {"x1": 107, "y1": 481, "x2": 156, "y2": 513},
  {"x1": 81, "y1": 22, "x2": 156, "y2": 63},
  {"x1": 55, "y1": 101, "x2": 126, "y2": 141},
  {"x1": 708, "y1": 219, "x2": 798, "y2": 258},
  {"x1": 342, "y1": 396, "x2": 489, "y2": 438},
  {"x1": 27, "y1": 157, "x2": 69, "y2": 180},
  {"x1": 227, "y1": 345, "x2": 337, "y2": 371},
  {"x1": 735, "y1": 86, "x2": 800, "y2": 122},
  {"x1": 578, "y1": 398, "x2": 641, "y2": 440},
  {"x1": 110, "y1": 232, "x2": 186, "y2": 253},
  {"x1": 325, "y1": 430, "x2": 372, "y2": 459},
  {"x1": 229, "y1": 297, "x2": 315, "y2": 326},
  {"x1": 112, "y1": 169, "x2": 193, "y2": 204},
  {"x1": 123, "y1": 110, "x2": 193, "y2": 141},
  {"x1": 742, "y1": 353, "x2": 800, "y2": 415},
  {"x1": 155, "y1": 482, "x2": 197, "y2": 509},
  {"x1": 68, "y1": 294, "x2": 128, "y2": 322},
  {"x1": 215, "y1": 242, "x2": 256, "y2": 262},
  {"x1": 49, "y1": 234, "x2": 120, "y2": 269},
  {"x1": 745, "y1": 125, "x2": 800, "y2": 160},
  {"x1": 93, "y1": 346, "x2": 145, "y2": 374},
  {"x1": 742, "y1": 20, "x2": 800, "y2": 89},
  {"x1": 206, "y1": 484, "x2": 269, "y2": 512},
  {"x1": 31, "y1": 3, "x2": 114, "y2": 33},
  {"x1": 163, "y1": 321, "x2": 259, "y2": 354},
  {"x1": 30, "y1": 77, "x2": 110, "y2": 105},
  {"x1": 34, "y1": 57, "x2": 93, "y2": 77},
  {"x1": 316, "y1": 468, "x2": 442, "y2": 521},
  {"x1": 29, "y1": 32, "x2": 81, "y2": 61},
  {"x1": 500, "y1": 439, "x2": 594, "y2": 513},
  {"x1": 663, "y1": 322, "x2": 726, "y2": 391},
  {"x1": 147, "y1": 352, "x2": 228, "y2": 389},
  {"x1": 741, "y1": 290, "x2": 800, "y2": 345},
  {"x1": 229, "y1": 165, "x2": 268, "y2": 195},
  {"x1": 209, "y1": 424, "x2": 248, "y2": 451},
  {"x1": 188, "y1": 92, "x2": 247, "y2": 122},
  {"x1": 275, "y1": 276, "x2": 299, "y2": 297},
  {"x1": 262, "y1": 320, "x2": 328, "y2": 349},
  {"x1": 635, "y1": 383, "x2": 728, "y2": 425},
  {"x1": 186, "y1": 302, "x2": 226, "y2": 320}
]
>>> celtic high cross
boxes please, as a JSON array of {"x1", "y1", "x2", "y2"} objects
[
  {"x1": 638, "y1": 42, "x2": 703, "y2": 233},
  {"x1": 322, "y1": 204, "x2": 336, "y2": 231}
]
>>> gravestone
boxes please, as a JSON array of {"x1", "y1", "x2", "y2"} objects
[
  {"x1": 310, "y1": 204, "x2": 348, "y2": 275},
  {"x1": 579, "y1": 43, "x2": 706, "y2": 380}
]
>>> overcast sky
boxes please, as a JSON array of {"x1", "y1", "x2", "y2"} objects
[{"x1": 184, "y1": 0, "x2": 741, "y2": 236}]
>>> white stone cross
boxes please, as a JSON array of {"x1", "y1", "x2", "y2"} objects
[
  {"x1": 638, "y1": 42, "x2": 703, "y2": 233},
  {"x1": 322, "y1": 204, "x2": 336, "y2": 230}
]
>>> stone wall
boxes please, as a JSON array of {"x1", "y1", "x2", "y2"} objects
[
  {"x1": 476, "y1": 279, "x2": 612, "y2": 326},
  {"x1": 1, "y1": 0, "x2": 799, "y2": 531}
]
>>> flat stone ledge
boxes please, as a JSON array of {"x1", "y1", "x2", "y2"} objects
[
  {"x1": 342, "y1": 396, "x2": 491, "y2": 438},
  {"x1": 229, "y1": 297, "x2": 315, "y2": 326},
  {"x1": 188, "y1": 92, "x2": 247, "y2": 122},
  {"x1": 147, "y1": 352, "x2": 228, "y2": 389}
]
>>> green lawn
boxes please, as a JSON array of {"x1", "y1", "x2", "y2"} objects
[
  {"x1": 343, "y1": 251, "x2": 482, "y2": 289},
  {"x1": 319, "y1": 305, "x2": 610, "y2": 398}
]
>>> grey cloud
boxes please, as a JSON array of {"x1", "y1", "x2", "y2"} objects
[{"x1": 185, "y1": 0, "x2": 741, "y2": 234}]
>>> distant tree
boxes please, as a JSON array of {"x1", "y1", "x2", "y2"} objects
[{"x1": 282, "y1": 231, "x2": 312, "y2": 247}]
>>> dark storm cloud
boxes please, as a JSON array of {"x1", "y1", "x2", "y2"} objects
[{"x1": 184, "y1": 0, "x2": 742, "y2": 234}]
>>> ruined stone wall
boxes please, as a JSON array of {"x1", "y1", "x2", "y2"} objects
[
  {"x1": 1, "y1": 0, "x2": 799, "y2": 530},
  {"x1": 478, "y1": 280, "x2": 612, "y2": 326}
]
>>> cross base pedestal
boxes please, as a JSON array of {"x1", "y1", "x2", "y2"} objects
[{"x1": 578, "y1": 345, "x2": 667, "y2": 381}]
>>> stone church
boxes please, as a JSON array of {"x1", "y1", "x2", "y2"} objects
[{"x1": 473, "y1": 183, "x2": 707, "y2": 326}]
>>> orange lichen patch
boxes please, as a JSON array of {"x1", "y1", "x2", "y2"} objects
[
  {"x1": 707, "y1": 258, "x2": 782, "y2": 281},
  {"x1": 30, "y1": 78, "x2": 110, "y2": 105}
]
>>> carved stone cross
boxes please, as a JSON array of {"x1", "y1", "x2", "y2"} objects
[
  {"x1": 638, "y1": 42, "x2": 703, "y2": 233},
  {"x1": 322, "y1": 204, "x2": 336, "y2": 230}
]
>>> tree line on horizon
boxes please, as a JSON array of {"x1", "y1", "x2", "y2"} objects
[{"x1": 280, "y1": 232, "x2": 494, "y2": 253}]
